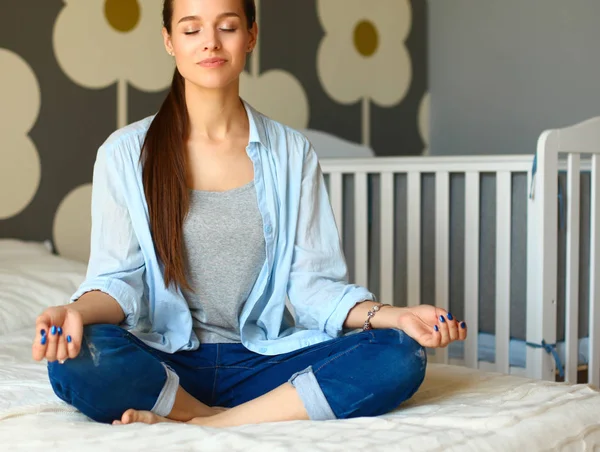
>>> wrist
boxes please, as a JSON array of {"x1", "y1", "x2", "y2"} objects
[
  {"x1": 371, "y1": 305, "x2": 407, "y2": 330},
  {"x1": 64, "y1": 304, "x2": 86, "y2": 324},
  {"x1": 344, "y1": 301, "x2": 408, "y2": 331},
  {"x1": 392, "y1": 307, "x2": 412, "y2": 330}
]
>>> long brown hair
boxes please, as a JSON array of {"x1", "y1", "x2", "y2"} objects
[{"x1": 141, "y1": 0, "x2": 256, "y2": 291}]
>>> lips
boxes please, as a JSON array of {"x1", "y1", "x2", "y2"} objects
[{"x1": 198, "y1": 58, "x2": 227, "y2": 67}]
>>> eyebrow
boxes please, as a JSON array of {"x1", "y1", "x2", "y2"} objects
[{"x1": 177, "y1": 12, "x2": 241, "y2": 24}]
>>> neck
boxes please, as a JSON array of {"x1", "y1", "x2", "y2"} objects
[{"x1": 185, "y1": 81, "x2": 248, "y2": 142}]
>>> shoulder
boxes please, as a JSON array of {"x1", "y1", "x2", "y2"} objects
[{"x1": 99, "y1": 115, "x2": 155, "y2": 163}]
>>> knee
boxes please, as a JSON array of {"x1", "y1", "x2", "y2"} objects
[
  {"x1": 48, "y1": 324, "x2": 127, "y2": 395},
  {"x1": 370, "y1": 329, "x2": 427, "y2": 397}
]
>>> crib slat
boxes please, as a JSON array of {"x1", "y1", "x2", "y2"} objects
[
  {"x1": 589, "y1": 155, "x2": 600, "y2": 388},
  {"x1": 464, "y1": 172, "x2": 480, "y2": 369},
  {"x1": 565, "y1": 154, "x2": 581, "y2": 384},
  {"x1": 526, "y1": 151, "x2": 558, "y2": 382},
  {"x1": 354, "y1": 172, "x2": 369, "y2": 288},
  {"x1": 380, "y1": 172, "x2": 394, "y2": 305},
  {"x1": 329, "y1": 172, "x2": 344, "y2": 240},
  {"x1": 435, "y1": 171, "x2": 450, "y2": 364},
  {"x1": 407, "y1": 172, "x2": 421, "y2": 307},
  {"x1": 495, "y1": 172, "x2": 512, "y2": 374}
]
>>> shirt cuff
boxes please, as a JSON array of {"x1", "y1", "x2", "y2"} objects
[
  {"x1": 323, "y1": 287, "x2": 375, "y2": 338},
  {"x1": 70, "y1": 277, "x2": 140, "y2": 329}
]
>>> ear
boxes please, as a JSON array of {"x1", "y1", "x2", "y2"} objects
[
  {"x1": 247, "y1": 22, "x2": 258, "y2": 52},
  {"x1": 162, "y1": 27, "x2": 174, "y2": 55}
]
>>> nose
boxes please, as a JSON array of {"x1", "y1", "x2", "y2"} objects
[{"x1": 201, "y1": 28, "x2": 221, "y2": 51}]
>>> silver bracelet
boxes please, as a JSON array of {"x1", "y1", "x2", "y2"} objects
[{"x1": 362, "y1": 303, "x2": 391, "y2": 331}]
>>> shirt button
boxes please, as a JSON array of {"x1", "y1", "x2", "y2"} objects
[{"x1": 265, "y1": 224, "x2": 272, "y2": 234}]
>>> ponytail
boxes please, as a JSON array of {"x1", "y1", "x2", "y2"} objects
[{"x1": 140, "y1": 69, "x2": 192, "y2": 291}]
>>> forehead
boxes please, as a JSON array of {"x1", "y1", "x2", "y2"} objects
[{"x1": 172, "y1": 0, "x2": 245, "y2": 20}]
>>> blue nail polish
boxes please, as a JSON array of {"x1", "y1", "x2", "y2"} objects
[
  {"x1": 447, "y1": 313, "x2": 453, "y2": 321},
  {"x1": 67, "y1": 335, "x2": 72, "y2": 343},
  {"x1": 439, "y1": 315, "x2": 445, "y2": 323},
  {"x1": 434, "y1": 325, "x2": 439, "y2": 332},
  {"x1": 40, "y1": 329, "x2": 46, "y2": 336},
  {"x1": 57, "y1": 327, "x2": 63, "y2": 336},
  {"x1": 460, "y1": 321, "x2": 466, "y2": 329},
  {"x1": 51, "y1": 326, "x2": 57, "y2": 335},
  {"x1": 41, "y1": 336, "x2": 47, "y2": 345}
]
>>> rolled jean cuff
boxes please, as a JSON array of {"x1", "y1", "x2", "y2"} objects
[
  {"x1": 288, "y1": 366, "x2": 336, "y2": 421},
  {"x1": 151, "y1": 363, "x2": 179, "y2": 417}
]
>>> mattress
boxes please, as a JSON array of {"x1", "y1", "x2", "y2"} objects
[{"x1": 1, "y1": 328, "x2": 599, "y2": 452}]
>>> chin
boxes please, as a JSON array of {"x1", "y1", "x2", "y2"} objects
[{"x1": 184, "y1": 71, "x2": 240, "y2": 91}]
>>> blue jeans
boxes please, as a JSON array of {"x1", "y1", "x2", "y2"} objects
[{"x1": 48, "y1": 325, "x2": 427, "y2": 424}]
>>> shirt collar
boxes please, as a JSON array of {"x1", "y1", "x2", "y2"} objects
[{"x1": 242, "y1": 99, "x2": 268, "y2": 149}]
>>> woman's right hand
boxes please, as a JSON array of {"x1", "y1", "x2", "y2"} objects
[{"x1": 32, "y1": 306, "x2": 84, "y2": 363}]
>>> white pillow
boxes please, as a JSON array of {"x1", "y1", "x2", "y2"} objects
[{"x1": 0, "y1": 239, "x2": 87, "y2": 336}]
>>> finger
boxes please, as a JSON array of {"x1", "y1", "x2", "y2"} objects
[
  {"x1": 419, "y1": 335, "x2": 439, "y2": 349},
  {"x1": 429, "y1": 326, "x2": 442, "y2": 348},
  {"x1": 446, "y1": 312, "x2": 459, "y2": 341},
  {"x1": 45, "y1": 325, "x2": 60, "y2": 362},
  {"x1": 437, "y1": 315, "x2": 450, "y2": 347},
  {"x1": 32, "y1": 316, "x2": 51, "y2": 361},
  {"x1": 66, "y1": 324, "x2": 83, "y2": 359},
  {"x1": 66, "y1": 332, "x2": 81, "y2": 359},
  {"x1": 458, "y1": 321, "x2": 468, "y2": 341},
  {"x1": 56, "y1": 327, "x2": 69, "y2": 362}
]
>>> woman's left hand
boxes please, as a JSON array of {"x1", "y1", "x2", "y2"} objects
[{"x1": 391, "y1": 305, "x2": 467, "y2": 348}]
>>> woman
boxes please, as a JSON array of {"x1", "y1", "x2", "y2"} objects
[{"x1": 32, "y1": 0, "x2": 467, "y2": 428}]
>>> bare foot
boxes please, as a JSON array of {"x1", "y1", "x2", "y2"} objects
[{"x1": 114, "y1": 409, "x2": 176, "y2": 425}]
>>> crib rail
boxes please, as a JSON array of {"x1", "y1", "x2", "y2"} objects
[
  {"x1": 529, "y1": 116, "x2": 600, "y2": 387},
  {"x1": 320, "y1": 155, "x2": 532, "y2": 371}
]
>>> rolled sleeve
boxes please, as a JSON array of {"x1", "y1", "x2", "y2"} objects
[
  {"x1": 70, "y1": 144, "x2": 145, "y2": 329},
  {"x1": 70, "y1": 270, "x2": 144, "y2": 329},
  {"x1": 323, "y1": 286, "x2": 375, "y2": 338},
  {"x1": 287, "y1": 141, "x2": 375, "y2": 338}
]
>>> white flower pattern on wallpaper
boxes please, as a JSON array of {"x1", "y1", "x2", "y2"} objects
[
  {"x1": 0, "y1": 49, "x2": 41, "y2": 220},
  {"x1": 240, "y1": 69, "x2": 309, "y2": 130},
  {"x1": 53, "y1": 0, "x2": 174, "y2": 128},
  {"x1": 240, "y1": 0, "x2": 309, "y2": 129},
  {"x1": 316, "y1": 0, "x2": 412, "y2": 145},
  {"x1": 53, "y1": 184, "x2": 92, "y2": 263}
]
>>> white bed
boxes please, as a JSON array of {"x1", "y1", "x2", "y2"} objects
[
  {"x1": 2, "y1": 116, "x2": 600, "y2": 450},
  {"x1": 2, "y1": 326, "x2": 600, "y2": 451}
]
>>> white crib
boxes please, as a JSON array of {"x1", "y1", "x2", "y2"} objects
[
  {"x1": 319, "y1": 116, "x2": 600, "y2": 388},
  {"x1": 527, "y1": 116, "x2": 600, "y2": 387}
]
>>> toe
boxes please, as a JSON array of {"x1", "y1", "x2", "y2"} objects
[
  {"x1": 120, "y1": 409, "x2": 137, "y2": 424},
  {"x1": 120, "y1": 408, "x2": 173, "y2": 425}
]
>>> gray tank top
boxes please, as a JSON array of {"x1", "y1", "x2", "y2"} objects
[{"x1": 182, "y1": 181, "x2": 266, "y2": 343}]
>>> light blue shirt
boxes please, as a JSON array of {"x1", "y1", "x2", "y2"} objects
[{"x1": 71, "y1": 100, "x2": 374, "y2": 355}]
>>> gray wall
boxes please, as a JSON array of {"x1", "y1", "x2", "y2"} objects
[{"x1": 429, "y1": 0, "x2": 600, "y2": 156}]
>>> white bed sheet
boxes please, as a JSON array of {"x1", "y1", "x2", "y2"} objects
[
  {"x1": 1, "y1": 328, "x2": 599, "y2": 451},
  {"x1": 0, "y1": 239, "x2": 86, "y2": 336}
]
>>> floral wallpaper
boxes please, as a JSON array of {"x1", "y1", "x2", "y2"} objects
[
  {"x1": 0, "y1": 0, "x2": 428, "y2": 262},
  {"x1": 317, "y1": 0, "x2": 415, "y2": 146}
]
